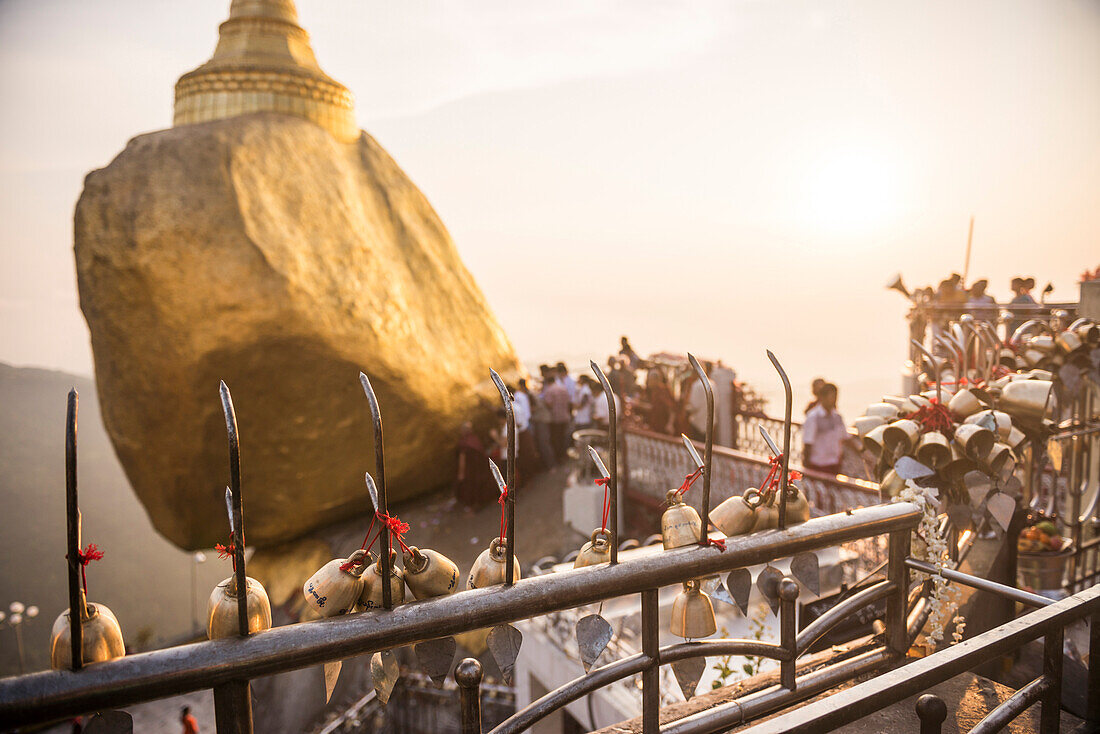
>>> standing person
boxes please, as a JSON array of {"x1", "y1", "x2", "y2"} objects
[
  {"x1": 643, "y1": 369, "x2": 675, "y2": 434},
  {"x1": 542, "y1": 374, "x2": 573, "y2": 462},
  {"x1": 804, "y1": 378, "x2": 826, "y2": 415},
  {"x1": 619, "y1": 336, "x2": 642, "y2": 370},
  {"x1": 521, "y1": 379, "x2": 554, "y2": 470},
  {"x1": 456, "y1": 421, "x2": 492, "y2": 509},
  {"x1": 966, "y1": 279, "x2": 997, "y2": 321},
  {"x1": 591, "y1": 378, "x2": 620, "y2": 430},
  {"x1": 802, "y1": 383, "x2": 858, "y2": 475},
  {"x1": 1007, "y1": 276, "x2": 1038, "y2": 338},
  {"x1": 510, "y1": 383, "x2": 538, "y2": 482},
  {"x1": 556, "y1": 363, "x2": 577, "y2": 402},
  {"x1": 573, "y1": 376, "x2": 595, "y2": 430},
  {"x1": 180, "y1": 706, "x2": 199, "y2": 734}
]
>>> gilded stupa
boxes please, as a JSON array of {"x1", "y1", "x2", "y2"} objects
[{"x1": 173, "y1": 0, "x2": 357, "y2": 142}]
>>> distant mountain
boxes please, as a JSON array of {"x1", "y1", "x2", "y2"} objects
[{"x1": 0, "y1": 364, "x2": 226, "y2": 676}]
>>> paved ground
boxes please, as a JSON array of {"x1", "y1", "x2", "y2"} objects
[{"x1": 40, "y1": 689, "x2": 214, "y2": 733}]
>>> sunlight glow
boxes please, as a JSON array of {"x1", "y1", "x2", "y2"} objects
[{"x1": 800, "y1": 143, "x2": 903, "y2": 233}]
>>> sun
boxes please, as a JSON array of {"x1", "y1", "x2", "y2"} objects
[{"x1": 800, "y1": 143, "x2": 903, "y2": 234}]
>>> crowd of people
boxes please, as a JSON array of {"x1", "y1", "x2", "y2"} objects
[{"x1": 907, "y1": 273, "x2": 1045, "y2": 339}]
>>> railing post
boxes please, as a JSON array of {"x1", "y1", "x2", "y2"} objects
[
  {"x1": 1089, "y1": 610, "x2": 1100, "y2": 727},
  {"x1": 779, "y1": 577, "x2": 799, "y2": 690},
  {"x1": 213, "y1": 680, "x2": 253, "y2": 734},
  {"x1": 456, "y1": 658, "x2": 483, "y2": 734},
  {"x1": 887, "y1": 528, "x2": 911, "y2": 656},
  {"x1": 1040, "y1": 626, "x2": 1064, "y2": 734},
  {"x1": 915, "y1": 693, "x2": 946, "y2": 734},
  {"x1": 641, "y1": 588, "x2": 660, "y2": 733}
]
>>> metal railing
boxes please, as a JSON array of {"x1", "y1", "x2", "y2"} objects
[
  {"x1": 0, "y1": 503, "x2": 922, "y2": 732},
  {"x1": 735, "y1": 583, "x2": 1100, "y2": 734}
]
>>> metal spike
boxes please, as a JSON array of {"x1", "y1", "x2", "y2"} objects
[
  {"x1": 224, "y1": 487, "x2": 234, "y2": 533},
  {"x1": 489, "y1": 457, "x2": 507, "y2": 495},
  {"x1": 415, "y1": 637, "x2": 457, "y2": 687},
  {"x1": 371, "y1": 650, "x2": 399, "y2": 705},
  {"x1": 726, "y1": 568, "x2": 752, "y2": 616},
  {"x1": 487, "y1": 624, "x2": 523, "y2": 684},
  {"x1": 576, "y1": 614, "x2": 613, "y2": 673},
  {"x1": 790, "y1": 553, "x2": 821, "y2": 596},
  {"x1": 680, "y1": 434, "x2": 704, "y2": 470},
  {"x1": 671, "y1": 657, "x2": 706, "y2": 701},
  {"x1": 987, "y1": 492, "x2": 1016, "y2": 532},
  {"x1": 365, "y1": 472, "x2": 381, "y2": 515},
  {"x1": 587, "y1": 446, "x2": 610, "y2": 480},
  {"x1": 323, "y1": 661, "x2": 342, "y2": 703},
  {"x1": 757, "y1": 565, "x2": 783, "y2": 615},
  {"x1": 758, "y1": 426, "x2": 781, "y2": 457}
]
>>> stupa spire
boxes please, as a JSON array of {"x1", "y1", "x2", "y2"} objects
[{"x1": 173, "y1": 0, "x2": 357, "y2": 142}]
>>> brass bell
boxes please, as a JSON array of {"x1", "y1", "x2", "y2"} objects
[
  {"x1": 359, "y1": 549, "x2": 406, "y2": 610},
  {"x1": 985, "y1": 442, "x2": 1015, "y2": 477},
  {"x1": 1000, "y1": 379, "x2": 1054, "y2": 422},
  {"x1": 954, "y1": 423, "x2": 994, "y2": 461},
  {"x1": 467, "y1": 537, "x2": 521, "y2": 589},
  {"x1": 947, "y1": 389, "x2": 982, "y2": 419},
  {"x1": 909, "y1": 394, "x2": 932, "y2": 410},
  {"x1": 865, "y1": 402, "x2": 900, "y2": 420},
  {"x1": 303, "y1": 549, "x2": 367, "y2": 617},
  {"x1": 751, "y1": 502, "x2": 780, "y2": 532},
  {"x1": 207, "y1": 575, "x2": 272, "y2": 639},
  {"x1": 669, "y1": 580, "x2": 717, "y2": 639},
  {"x1": 661, "y1": 490, "x2": 702, "y2": 549},
  {"x1": 50, "y1": 600, "x2": 125, "y2": 669},
  {"x1": 915, "y1": 431, "x2": 951, "y2": 469},
  {"x1": 878, "y1": 468, "x2": 906, "y2": 501},
  {"x1": 881, "y1": 396, "x2": 918, "y2": 414},
  {"x1": 862, "y1": 424, "x2": 888, "y2": 457},
  {"x1": 1056, "y1": 330, "x2": 1083, "y2": 354},
  {"x1": 965, "y1": 410, "x2": 1012, "y2": 441},
  {"x1": 1006, "y1": 426, "x2": 1027, "y2": 449},
  {"x1": 574, "y1": 529, "x2": 612, "y2": 569},
  {"x1": 403, "y1": 546, "x2": 460, "y2": 599},
  {"x1": 853, "y1": 415, "x2": 886, "y2": 438},
  {"x1": 783, "y1": 488, "x2": 811, "y2": 525},
  {"x1": 882, "y1": 419, "x2": 920, "y2": 454},
  {"x1": 711, "y1": 493, "x2": 757, "y2": 536},
  {"x1": 943, "y1": 444, "x2": 979, "y2": 484}
]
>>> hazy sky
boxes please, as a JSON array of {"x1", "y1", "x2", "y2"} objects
[{"x1": 1, "y1": 0, "x2": 1097, "y2": 418}]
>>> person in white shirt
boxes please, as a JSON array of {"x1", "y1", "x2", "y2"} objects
[
  {"x1": 556, "y1": 363, "x2": 577, "y2": 402},
  {"x1": 802, "y1": 382, "x2": 857, "y2": 474},
  {"x1": 573, "y1": 376, "x2": 595, "y2": 429}
]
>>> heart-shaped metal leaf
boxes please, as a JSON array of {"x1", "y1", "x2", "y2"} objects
[
  {"x1": 415, "y1": 636, "x2": 457, "y2": 686},
  {"x1": 947, "y1": 503, "x2": 973, "y2": 531},
  {"x1": 790, "y1": 553, "x2": 820, "y2": 596},
  {"x1": 726, "y1": 568, "x2": 752, "y2": 616},
  {"x1": 83, "y1": 711, "x2": 133, "y2": 734},
  {"x1": 323, "y1": 660, "x2": 342, "y2": 702},
  {"x1": 966, "y1": 471, "x2": 994, "y2": 507},
  {"x1": 671, "y1": 656, "x2": 706, "y2": 700},
  {"x1": 1003, "y1": 476, "x2": 1024, "y2": 498},
  {"x1": 711, "y1": 581, "x2": 736, "y2": 609},
  {"x1": 576, "y1": 614, "x2": 613, "y2": 672},
  {"x1": 756, "y1": 565, "x2": 783, "y2": 615},
  {"x1": 371, "y1": 649, "x2": 399, "y2": 705},
  {"x1": 487, "y1": 624, "x2": 523, "y2": 684},
  {"x1": 895, "y1": 456, "x2": 935, "y2": 481},
  {"x1": 987, "y1": 492, "x2": 1017, "y2": 532}
]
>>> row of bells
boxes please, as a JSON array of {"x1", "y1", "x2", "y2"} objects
[
  {"x1": 302, "y1": 542, "x2": 515, "y2": 619},
  {"x1": 1007, "y1": 318, "x2": 1098, "y2": 371}
]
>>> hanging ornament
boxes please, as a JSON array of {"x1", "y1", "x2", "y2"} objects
[
  {"x1": 575, "y1": 613, "x2": 613, "y2": 672},
  {"x1": 208, "y1": 487, "x2": 272, "y2": 639},
  {"x1": 403, "y1": 546, "x2": 460, "y2": 600},
  {"x1": 302, "y1": 549, "x2": 367, "y2": 617},
  {"x1": 468, "y1": 459, "x2": 521, "y2": 589},
  {"x1": 669, "y1": 579, "x2": 717, "y2": 639}
]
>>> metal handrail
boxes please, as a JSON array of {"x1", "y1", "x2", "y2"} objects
[
  {"x1": 0, "y1": 503, "x2": 921, "y2": 728},
  {"x1": 736, "y1": 584, "x2": 1100, "y2": 734}
]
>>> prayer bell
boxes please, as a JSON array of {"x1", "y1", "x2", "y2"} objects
[
  {"x1": 954, "y1": 423, "x2": 994, "y2": 461},
  {"x1": 882, "y1": 396, "x2": 919, "y2": 414},
  {"x1": 783, "y1": 489, "x2": 811, "y2": 525},
  {"x1": 403, "y1": 546, "x2": 460, "y2": 599},
  {"x1": 711, "y1": 494, "x2": 757, "y2": 536},
  {"x1": 207, "y1": 575, "x2": 272, "y2": 640},
  {"x1": 862, "y1": 424, "x2": 888, "y2": 457},
  {"x1": 1056, "y1": 330, "x2": 1083, "y2": 354},
  {"x1": 303, "y1": 549, "x2": 367, "y2": 617},
  {"x1": 751, "y1": 502, "x2": 780, "y2": 532},
  {"x1": 984, "y1": 442, "x2": 1015, "y2": 478},
  {"x1": 915, "y1": 431, "x2": 951, "y2": 469},
  {"x1": 50, "y1": 601, "x2": 125, "y2": 669},
  {"x1": 878, "y1": 468, "x2": 906, "y2": 501},
  {"x1": 669, "y1": 580, "x2": 717, "y2": 639},
  {"x1": 1000, "y1": 380, "x2": 1054, "y2": 422},
  {"x1": 359, "y1": 549, "x2": 406, "y2": 610},
  {"x1": 947, "y1": 389, "x2": 982, "y2": 419},
  {"x1": 853, "y1": 415, "x2": 886, "y2": 438},
  {"x1": 965, "y1": 410, "x2": 1012, "y2": 441},
  {"x1": 865, "y1": 402, "x2": 900, "y2": 420},
  {"x1": 467, "y1": 537, "x2": 521, "y2": 590},
  {"x1": 574, "y1": 529, "x2": 612, "y2": 569},
  {"x1": 661, "y1": 490, "x2": 702, "y2": 549},
  {"x1": 882, "y1": 419, "x2": 921, "y2": 454}
]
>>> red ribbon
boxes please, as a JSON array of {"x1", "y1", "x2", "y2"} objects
[
  {"x1": 677, "y1": 467, "x2": 703, "y2": 495},
  {"x1": 705, "y1": 537, "x2": 727, "y2": 552},
  {"x1": 595, "y1": 476, "x2": 611, "y2": 532},
  {"x1": 71, "y1": 543, "x2": 104, "y2": 594},
  {"x1": 497, "y1": 485, "x2": 510, "y2": 543},
  {"x1": 910, "y1": 398, "x2": 954, "y2": 436},
  {"x1": 342, "y1": 511, "x2": 413, "y2": 570}
]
